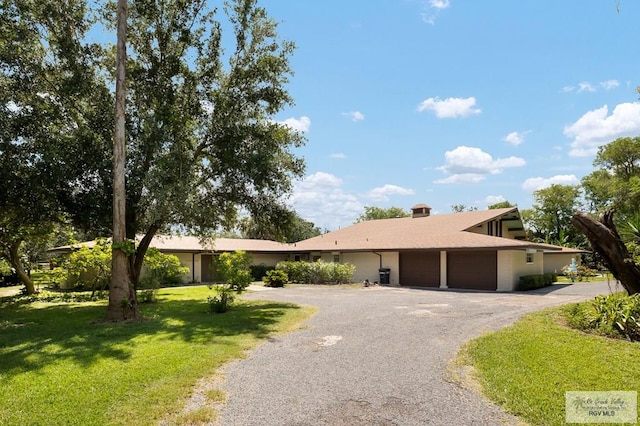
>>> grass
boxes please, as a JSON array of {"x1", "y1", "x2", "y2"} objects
[
  {"x1": 459, "y1": 307, "x2": 640, "y2": 426},
  {"x1": 0, "y1": 285, "x2": 316, "y2": 425}
]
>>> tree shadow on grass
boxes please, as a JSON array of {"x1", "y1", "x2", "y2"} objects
[{"x1": 0, "y1": 296, "x2": 301, "y2": 378}]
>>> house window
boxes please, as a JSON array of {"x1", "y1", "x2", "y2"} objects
[
  {"x1": 526, "y1": 252, "x2": 534, "y2": 263},
  {"x1": 333, "y1": 254, "x2": 340, "y2": 263},
  {"x1": 312, "y1": 255, "x2": 321, "y2": 262},
  {"x1": 488, "y1": 221, "x2": 493, "y2": 235},
  {"x1": 294, "y1": 255, "x2": 301, "y2": 262}
]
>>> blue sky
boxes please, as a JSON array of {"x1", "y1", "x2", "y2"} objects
[{"x1": 258, "y1": 0, "x2": 640, "y2": 230}]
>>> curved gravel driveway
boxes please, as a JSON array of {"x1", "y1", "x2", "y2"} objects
[{"x1": 216, "y1": 281, "x2": 617, "y2": 425}]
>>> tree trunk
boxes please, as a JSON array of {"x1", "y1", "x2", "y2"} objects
[
  {"x1": 571, "y1": 210, "x2": 640, "y2": 295},
  {"x1": 128, "y1": 224, "x2": 159, "y2": 286},
  {"x1": 8, "y1": 241, "x2": 37, "y2": 295},
  {"x1": 106, "y1": 0, "x2": 138, "y2": 321}
]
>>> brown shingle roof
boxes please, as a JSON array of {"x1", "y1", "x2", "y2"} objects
[
  {"x1": 290, "y1": 208, "x2": 548, "y2": 252},
  {"x1": 50, "y1": 236, "x2": 291, "y2": 253}
]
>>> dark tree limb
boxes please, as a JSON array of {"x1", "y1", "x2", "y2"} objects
[{"x1": 571, "y1": 210, "x2": 640, "y2": 294}]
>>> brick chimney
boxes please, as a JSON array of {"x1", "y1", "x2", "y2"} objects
[{"x1": 411, "y1": 203, "x2": 431, "y2": 218}]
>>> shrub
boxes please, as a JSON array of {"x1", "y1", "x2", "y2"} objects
[
  {"x1": 137, "y1": 289, "x2": 158, "y2": 304},
  {"x1": 139, "y1": 248, "x2": 189, "y2": 289},
  {"x1": 564, "y1": 293, "x2": 640, "y2": 341},
  {"x1": 207, "y1": 285, "x2": 235, "y2": 313},
  {"x1": 275, "y1": 260, "x2": 356, "y2": 284},
  {"x1": 215, "y1": 250, "x2": 253, "y2": 292},
  {"x1": 250, "y1": 264, "x2": 274, "y2": 281},
  {"x1": 263, "y1": 269, "x2": 288, "y2": 287},
  {"x1": 516, "y1": 273, "x2": 557, "y2": 291},
  {"x1": 64, "y1": 239, "x2": 111, "y2": 293}
]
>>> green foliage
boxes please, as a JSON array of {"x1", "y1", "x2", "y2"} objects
[
  {"x1": 250, "y1": 263, "x2": 275, "y2": 281},
  {"x1": 47, "y1": 267, "x2": 69, "y2": 289},
  {"x1": 112, "y1": 239, "x2": 136, "y2": 256},
  {"x1": 3, "y1": 290, "x2": 108, "y2": 305},
  {"x1": 582, "y1": 137, "x2": 640, "y2": 217},
  {"x1": 207, "y1": 285, "x2": 235, "y2": 313},
  {"x1": 139, "y1": 248, "x2": 189, "y2": 289},
  {"x1": 451, "y1": 204, "x2": 477, "y2": 212},
  {"x1": 354, "y1": 206, "x2": 410, "y2": 223},
  {"x1": 487, "y1": 201, "x2": 515, "y2": 209},
  {"x1": 0, "y1": 259, "x2": 11, "y2": 276},
  {"x1": 521, "y1": 184, "x2": 584, "y2": 247},
  {"x1": 263, "y1": 269, "x2": 288, "y2": 287},
  {"x1": 215, "y1": 251, "x2": 253, "y2": 292},
  {"x1": 64, "y1": 239, "x2": 111, "y2": 292},
  {"x1": 276, "y1": 260, "x2": 356, "y2": 284},
  {"x1": 240, "y1": 211, "x2": 322, "y2": 242},
  {"x1": 2, "y1": 0, "x2": 306, "y2": 307},
  {"x1": 565, "y1": 293, "x2": 640, "y2": 341},
  {"x1": 516, "y1": 273, "x2": 557, "y2": 291},
  {"x1": 137, "y1": 289, "x2": 158, "y2": 304}
]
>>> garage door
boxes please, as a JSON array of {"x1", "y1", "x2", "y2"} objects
[
  {"x1": 399, "y1": 251, "x2": 440, "y2": 287},
  {"x1": 447, "y1": 251, "x2": 497, "y2": 291}
]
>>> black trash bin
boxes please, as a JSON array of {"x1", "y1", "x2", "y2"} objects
[{"x1": 378, "y1": 268, "x2": 390, "y2": 285}]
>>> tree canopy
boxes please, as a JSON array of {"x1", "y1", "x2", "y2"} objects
[
  {"x1": 2, "y1": 0, "x2": 305, "y2": 317},
  {"x1": 354, "y1": 206, "x2": 410, "y2": 223},
  {"x1": 582, "y1": 136, "x2": 640, "y2": 219},
  {"x1": 521, "y1": 184, "x2": 584, "y2": 247},
  {"x1": 239, "y1": 211, "x2": 322, "y2": 243}
]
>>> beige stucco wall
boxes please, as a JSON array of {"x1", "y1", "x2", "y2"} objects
[
  {"x1": 341, "y1": 251, "x2": 399, "y2": 285},
  {"x1": 544, "y1": 253, "x2": 580, "y2": 275},
  {"x1": 497, "y1": 250, "x2": 544, "y2": 291},
  {"x1": 251, "y1": 253, "x2": 290, "y2": 266},
  {"x1": 172, "y1": 252, "x2": 194, "y2": 283}
]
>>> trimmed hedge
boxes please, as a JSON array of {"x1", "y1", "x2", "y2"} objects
[
  {"x1": 516, "y1": 273, "x2": 557, "y2": 291},
  {"x1": 275, "y1": 260, "x2": 356, "y2": 284}
]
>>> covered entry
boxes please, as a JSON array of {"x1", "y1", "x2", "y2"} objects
[
  {"x1": 399, "y1": 251, "x2": 440, "y2": 287},
  {"x1": 447, "y1": 250, "x2": 497, "y2": 290}
]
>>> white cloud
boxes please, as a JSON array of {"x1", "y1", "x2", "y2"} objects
[
  {"x1": 503, "y1": 130, "x2": 530, "y2": 146},
  {"x1": 430, "y1": 0, "x2": 450, "y2": 9},
  {"x1": 484, "y1": 195, "x2": 506, "y2": 204},
  {"x1": 578, "y1": 82, "x2": 596, "y2": 93},
  {"x1": 342, "y1": 111, "x2": 365, "y2": 122},
  {"x1": 367, "y1": 184, "x2": 415, "y2": 202},
  {"x1": 417, "y1": 97, "x2": 481, "y2": 118},
  {"x1": 421, "y1": 0, "x2": 450, "y2": 24},
  {"x1": 330, "y1": 152, "x2": 347, "y2": 159},
  {"x1": 521, "y1": 175, "x2": 579, "y2": 192},
  {"x1": 564, "y1": 103, "x2": 640, "y2": 157},
  {"x1": 289, "y1": 172, "x2": 363, "y2": 230},
  {"x1": 435, "y1": 174, "x2": 486, "y2": 184},
  {"x1": 562, "y1": 79, "x2": 620, "y2": 94},
  {"x1": 435, "y1": 146, "x2": 526, "y2": 184},
  {"x1": 600, "y1": 79, "x2": 620, "y2": 90},
  {"x1": 279, "y1": 116, "x2": 311, "y2": 133}
]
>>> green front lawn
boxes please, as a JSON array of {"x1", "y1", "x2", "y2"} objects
[
  {"x1": 460, "y1": 308, "x2": 640, "y2": 426},
  {"x1": 0, "y1": 286, "x2": 315, "y2": 425}
]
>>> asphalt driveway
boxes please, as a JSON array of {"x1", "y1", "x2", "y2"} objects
[{"x1": 217, "y1": 281, "x2": 619, "y2": 425}]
